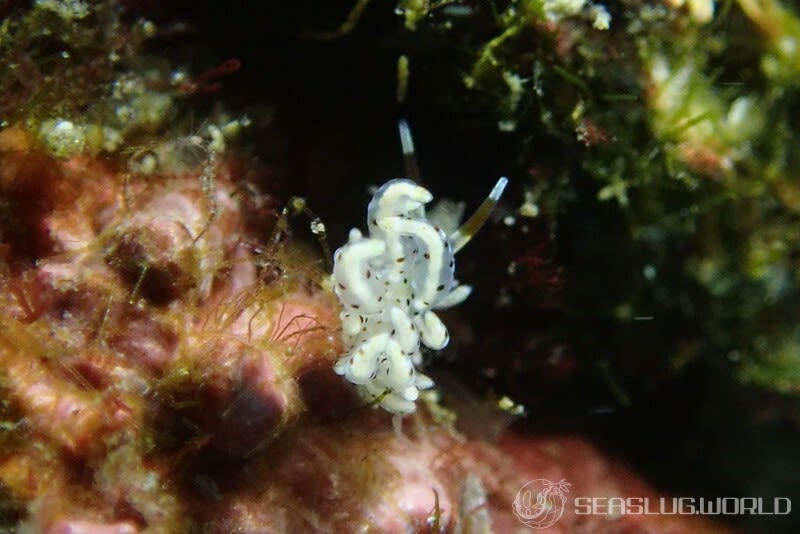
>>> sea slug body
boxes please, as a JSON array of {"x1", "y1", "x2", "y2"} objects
[{"x1": 332, "y1": 177, "x2": 507, "y2": 413}]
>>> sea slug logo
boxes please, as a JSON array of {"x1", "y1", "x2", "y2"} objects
[
  {"x1": 512, "y1": 478, "x2": 571, "y2": 529},
  {"x1": 512, "y1": 479, "x2": 791, "y2": 529}
]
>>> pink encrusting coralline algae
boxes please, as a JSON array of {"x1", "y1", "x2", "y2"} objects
[{"x1": 0, "y1": 124, "x2": 729, "y2": 533}]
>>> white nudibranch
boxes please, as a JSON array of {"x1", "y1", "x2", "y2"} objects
[{"x1": 332, "y1": 176, "x2": 508, "y2": 414}]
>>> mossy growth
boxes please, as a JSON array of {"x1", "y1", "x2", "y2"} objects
[
  {"x1": 399, "y1": 0, "x2": 800, "y2": 397},
  {"x1": 0, "y1": 2, "x2": 193, "y2": 158}
]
